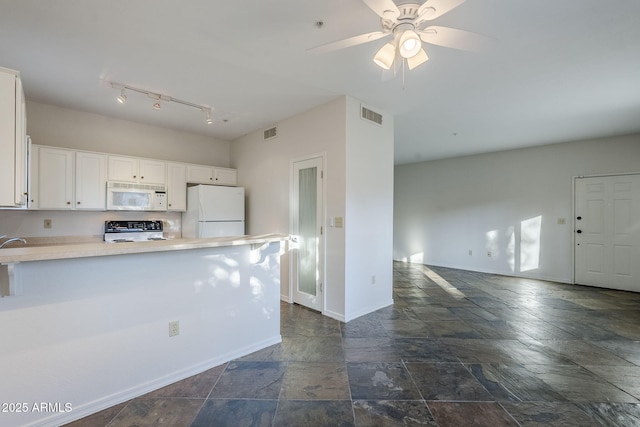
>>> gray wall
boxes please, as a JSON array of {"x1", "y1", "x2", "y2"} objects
[{"x1": 393, "y1": 133, "x2": 640, "y2": 283}]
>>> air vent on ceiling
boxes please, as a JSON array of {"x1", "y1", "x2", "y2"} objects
[
  {"x1": 361, "y1": 105, "x2": 383, "y2": 126},
  {"x1": 263, "y1": 126, "x2": 278, "y2": 141}
]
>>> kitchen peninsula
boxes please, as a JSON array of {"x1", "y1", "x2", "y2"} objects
[{"x1": 0, "y1": 234, "x2": 286, "y2": 427}]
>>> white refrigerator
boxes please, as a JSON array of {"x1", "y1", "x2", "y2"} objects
[{"x1": 181, "y1": 185, "x2": 245, "y2": 238}]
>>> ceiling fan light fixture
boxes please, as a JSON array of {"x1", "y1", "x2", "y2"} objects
[
  {"x1": 399, "y1": 30, "x2": 421, "y2": 58},
  {"x1": 407, "y1": 47, "x2": 429, "y2": 70},
  {"x1": 373, "y1": 41, "x2": 396, "y2": 70}
]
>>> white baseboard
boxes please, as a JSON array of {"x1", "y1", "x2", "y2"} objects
[{"x1": 34, "y1": 335, "x2": 282, "y2": 427}]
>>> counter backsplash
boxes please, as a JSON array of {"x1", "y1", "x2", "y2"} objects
[{"x1": 0, "y1": 210, "x2": 182, "y2": 243}]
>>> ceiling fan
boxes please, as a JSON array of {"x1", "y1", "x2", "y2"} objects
[{"x1": 310, "y1": 0, "x2": 482, "y2": 71}]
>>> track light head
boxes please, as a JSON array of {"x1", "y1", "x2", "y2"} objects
[
  {"x1": 202, "y1": 108, "x2": 213, "y2": 124},
  {"x1": 116, "y1": 88, "x2": 127, "y2": 104}
]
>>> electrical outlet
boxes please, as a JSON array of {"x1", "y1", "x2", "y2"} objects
[
  {"x1": 371, "y1": 275, "x2": 376, "y2": 285},
  {"x1": 168, "y1": 320, "x2": 180, "y2": 337},
  {"x1": 557, "y1": 218, "x2": 566, "y2": 224},
  {"x1": 468, "y1": 249, "x2": 473, "y2": 256},
  {"x1": 44, "y1": 219, "x2": 52, "y2": 229}
]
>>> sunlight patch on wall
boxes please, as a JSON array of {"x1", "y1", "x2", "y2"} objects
[
  {"x1": 506, "y1": 225, "x2": 516, "y2": 272},
  {"x1": 410, "y1": 252, "x2": 424, "y2": 264},
  {"x1": 520, "y1": 216, "x2": 542, "y2": 272},
  {"x1": 486, "y1": 230, "x2": 500, "y2": 260}
]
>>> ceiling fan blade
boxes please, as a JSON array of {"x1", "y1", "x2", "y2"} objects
[
  {"x1": 307, "y1": 31, "x2": 389, "y2": 54},
  {"x1": 361, "y1": 0, "x2": 400, "y2": 19},
  {"x1": 418, "y1": 0, "x2": 467, "y2": 21},
  {"x1": 418, "y1": 26, "x2": 489, "y2": 52}
]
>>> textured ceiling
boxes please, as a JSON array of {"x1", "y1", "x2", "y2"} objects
[{"x1": 1, "y1": 0, "x2": 639, "y2": 164}]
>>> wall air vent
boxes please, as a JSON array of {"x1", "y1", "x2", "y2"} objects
[
  {"x1": 361, "y1": 105, "x2": 383, "y2": 126},
  {"x1": 263, "y1": 126, "x2": 278, "y2": 141}
]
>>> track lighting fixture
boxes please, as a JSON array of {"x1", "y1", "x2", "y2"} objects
[
  {"x1": 152, "y1": 96, "x2": 161, "y2": 110},
  {"x1": 203, "y1": 108, "x2": 213, "y2": 125},
  {"x1": 116, "y1": 88, "x2": 127, "y2": 104},
  {"x1": 109, "y1": 82, "x2": 215, "y2": 125}
]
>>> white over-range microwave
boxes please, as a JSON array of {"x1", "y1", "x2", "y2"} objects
[{"x1": 106, "y1": 181, "x2": 167, "y2": 211}]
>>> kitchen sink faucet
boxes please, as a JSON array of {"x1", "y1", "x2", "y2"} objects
[{"x1": 0, "y1": 236, "x2": 27, "y2": 248}]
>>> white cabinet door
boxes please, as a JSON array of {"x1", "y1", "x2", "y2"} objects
[
  {"x1": 108, "y1": 156, "x2": 166, "y2": 185},
  {"x1": 13, "y1": 77, "x2": 27, "y2": 206},
  {"x1": 167, "y1": 162, "x2": 187, "y2": 211},
  {"x1": 75, "y1": 151, "x2": 107, "y2": 210},
  {"x1": 38, "y1": 146, "x2": 74, "y2": 209},
  {"x1": 0, "y1": 67, "x2": 26, "y2": 207},
  {"x1": 28, "y1": 144, "x2": 39, "y2": 208},
  {"x1": 186, "y1": 164, "x2": 214, "y2": 184},
  {"x1": 107, "y1": 156, "x2": 139, "y2": 182},
  {"x1": 139, "y1": 159, "x2": 166, "y2": 185},
  {"x1": 213, "y1": 167, "x2": 238, "y2": 186}
]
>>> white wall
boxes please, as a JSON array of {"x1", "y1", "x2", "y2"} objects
[
  {"x1": 0, "y1": 242, "x2": 282, "y2": 427},
  {"x1": 393, "y1": 133, "x2": 640, "y2": 283},
  {"x1": 26, "y1": 101, "x2": 230, "y2": 165},
  {"x1": 231, "y1": 96, "x2": 395, "y2": 322},
  {"x1": 0, "y1": 102, "x2": 230, "y2": 240},
  {"x1": 344, "y1": 97, "x2": 394, "y2": 320},
  {"x1": 232, "y1": 97, "x2": 347, "y2": 319}
]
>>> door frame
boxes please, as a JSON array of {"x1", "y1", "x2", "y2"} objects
[
  {"x1": 572, "y1": 172, "x2": 640, "y2": 285},
  {"x1": 288, "y1": 152, "x2": 326, "y2": 312}
]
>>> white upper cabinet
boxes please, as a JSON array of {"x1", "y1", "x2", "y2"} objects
[
  {"x1": 186, "y1": 164, "x2": 214, "y2": 184},
  {"x1": 213, "y1": 167, "x2": 238, "y2": 186},
  {"x1": 187, "y1": 164, "x2": 237, "y2": 186},
  {"x1": 37, "y1": 146, "x2": 75, "y2": 209},
  {"x1": 107, "y1": 156, "x2": 166, "y2": 185},
  {"x1": 167, "y1": 162, "x2": 187, "y2": 211},
  {"x1": 0, "y1": 66, "x2": 27, "y2": 207},
  {"x1": 33, "y1": 146, "x2": 107, "y2": 210},
  {"x1": 139, "y1": 159, "x2": 166, "y2": 185},
  {"x1": 75, "y1": 151, "x2": 107, "y2": 209}
]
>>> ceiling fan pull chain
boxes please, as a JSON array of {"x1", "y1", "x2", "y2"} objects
[{"x1": 402, "y1": 59, "x2": 406, "y2": 90}]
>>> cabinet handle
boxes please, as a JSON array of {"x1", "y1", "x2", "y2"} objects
[
  {"x1": 77, "y1": 201, "x2": 81, "y2": 205},
  {"x1": 141, "y1": 176, "x2": 144, "y2": 179},
  {"x1": 133, "y1": 175, "x2": 137, "y2": 179},
  {"x1": 209, "y1": 177, "x2": 213, "y2": 180},
  {"x1": 67, "y1": 201, "x2": 71, "y2": 205}
]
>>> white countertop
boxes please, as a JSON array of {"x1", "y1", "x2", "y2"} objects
[{"x1": 0, "y1": 234, "x2": 289, "y2": 264}]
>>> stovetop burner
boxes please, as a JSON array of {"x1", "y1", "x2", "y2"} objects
[{"x1": 104, "y1": 220, "x2": 165, "y2": 243}]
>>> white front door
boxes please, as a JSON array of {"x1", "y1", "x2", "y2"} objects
[
  {"x1": 291, "y1": 156, "x2": 324, "y2": 311},
  {"x1": 574, "y1": 174, "x2": 640, "y2": 292}
]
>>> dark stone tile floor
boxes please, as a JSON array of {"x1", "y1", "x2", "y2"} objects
[{"x1": 65, "y1": 262, "x2": 640, "y2": 426}]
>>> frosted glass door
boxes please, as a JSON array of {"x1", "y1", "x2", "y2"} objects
[{"x1": 292, "y1": 157, "x2": 323, "y2": 311}]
